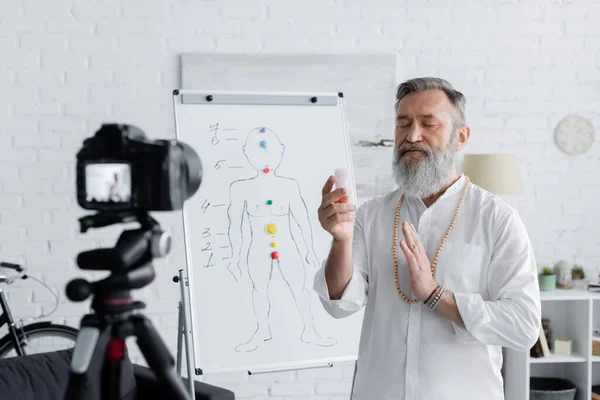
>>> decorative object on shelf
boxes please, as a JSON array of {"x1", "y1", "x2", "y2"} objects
[
  {"x1": 542, "y1": 318, "x2": 552, "y2": 351},
  {"x1": 461, "y1": 153, "x2": 523, "y2": 195},
  {"x1": 530, "y1": 341, "x2": 543, "y2": 358},
  {"x1": 539, "y1": 325, "x2": 550, "y2": 356},
  {"x1": 532, "y1": 318, "x2": 554, "y2": 357},
  {"x1": 529, "y1": 377, "x2": 577, "y2": 400},
  {"x1": 592, "y1": 385, "x2": 600, "y2": 400},
  {"x1": 553, "y1": 338, "x2": 572, "y2": 356},
  {"x1": 589, "y1": 282, "x2": 600, "y2": 292},
  {"x1": 592, "y1": 332, "x2": 600, "y2": 356},
  {"x1": 554, "y1": 114, "x2": 595, "y2": 156},
  {"x1": 555, "y1": 260, "x2": 572, "y2": 289},
  {"x1": 531, "y1": 323, "x2": 548, "y2": 358},
  {"x1": 539, "y1": 267, "x2": 556, "y2": 291},
  {"x1": 571, "y1": 264, "x2": 586, "y2": 289},
  {"x1": 572, "y1": 265, "x2": 585, "y2": 279}
]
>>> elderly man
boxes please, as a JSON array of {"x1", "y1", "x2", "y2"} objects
[{"x1": 314, "y1": 77, "x2": 541, "y2": 399}]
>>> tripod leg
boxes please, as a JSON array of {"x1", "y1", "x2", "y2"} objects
[
  {"x1": 65, "y1": 318, "x2": 113, "y2": 400},
  {"x1": 132, "y1": 315, "x2": 192, "y2": 400},
  {"x1": 178, "y1": 269, "x2": 195, "y2": 398},
  {"x1": 176, "y1": 302, "x2": 183, "y2": 375}
]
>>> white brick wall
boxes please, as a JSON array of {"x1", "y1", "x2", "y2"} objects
[{"x1": 0, "y1": 0, "x2": 599, "y2": 398}]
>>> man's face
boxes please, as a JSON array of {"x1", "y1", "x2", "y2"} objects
[
  {"x1": 392, "y1": 89, "x2": 464, "y2": 198},
  {"x1": 394, "y1": 89, "x2": 458, "y2": 165}
]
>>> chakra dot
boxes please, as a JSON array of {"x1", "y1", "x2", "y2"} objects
[
  {"x1": 271, "y1": 251, "x2": 279, "y2": 260},
  {"x1": 271, "y1": 241, "x2": 277, "y2": 247},
  {"x1": 266, "y1": 224, "x2": 277, "y2": 234},
  {"x1": 259, "y1": 127, "x2": 266, "y2": 133},
  {"x1": 267, "y1": 199, "x2": 273, "y2": 205},
  {"x1": 260, "y1": 140, "x2": 268, "y2": 149},
  {"x1": 263, "y1": 167, "x2": 270, "y2": 173}
]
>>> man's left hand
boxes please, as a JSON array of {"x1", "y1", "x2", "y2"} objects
[{"x1": 399, "y1": 221, "x2": 438, "y2": 302}]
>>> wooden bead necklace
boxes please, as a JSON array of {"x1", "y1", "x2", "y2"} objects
[{"x1": 393, "y1": 176, "x2": 470, "y2": 303}]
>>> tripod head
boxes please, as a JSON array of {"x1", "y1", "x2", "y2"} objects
[{"x1": 66, "y1": 210, "x2": 171, "y2": 314}]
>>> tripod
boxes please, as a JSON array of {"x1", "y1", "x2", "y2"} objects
[{"x1": 64, "y1": 211, "x2": 192, "y2": 400}]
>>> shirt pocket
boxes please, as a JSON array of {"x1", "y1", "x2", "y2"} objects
[{"x1": 434, "y1": 241, "x2": 486, "y2": 294}]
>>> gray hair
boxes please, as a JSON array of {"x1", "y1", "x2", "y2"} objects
[{"x1": 394, "y1": 77, "x2": 466, "y2": 126}]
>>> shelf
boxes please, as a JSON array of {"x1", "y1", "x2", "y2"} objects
[
  {"x1": 540, "y1": 288, "x2": 600, "y2": 301},
  {"x1": 530, "y1": 353, "x2": 587, "y2": 364},
  {"x1": 505, "y1": 288, "x2": 598, "y2": 399}
]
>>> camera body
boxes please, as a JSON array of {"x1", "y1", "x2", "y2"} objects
[{"x1": 76, "y1": 124, "x2": 201, "y2": 212}]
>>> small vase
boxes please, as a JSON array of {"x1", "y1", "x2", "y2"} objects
[
  {"x1": 572, "y1": 277, "x2": 586, "y2": 289},
  {"x1": 539, "y1": 274, "x2": 556, "y2": 291}
]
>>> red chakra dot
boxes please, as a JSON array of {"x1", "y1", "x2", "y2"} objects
[
  {"x1": 271, "y1": 251, "x2": 279, "y2": 260},
  {"x1": 263, "y1": 167, "x2": 270, "y2": 173}
]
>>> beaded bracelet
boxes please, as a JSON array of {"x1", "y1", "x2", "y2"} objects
[
  {"x1": 437, "y1": 287, "x2": 448, "y2": 309},
  {"x1": 425, "y1": 286, "x2": 440, "y2": 307},
  {"x1": 429, "y1": 286, "x2": 446, "y2": 310},
  {"x1": 424, "y1": 285, "x2": 440, "y2": 305}
]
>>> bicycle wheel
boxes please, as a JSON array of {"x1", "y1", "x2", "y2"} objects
[{"x1": 0, "y1": 321, "x2": 78, "y2": 358}]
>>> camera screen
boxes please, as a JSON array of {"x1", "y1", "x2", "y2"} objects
[{"x1": 85, "y1": 163, "x2": 132, "y2": 204}]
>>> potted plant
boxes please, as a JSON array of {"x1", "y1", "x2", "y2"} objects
[
  {"x1": 572, "y1": 265, "x2": 586, "y2": 289},
  {"x1": 539, "y1": 266, "x2": 556, "y2": 291}
]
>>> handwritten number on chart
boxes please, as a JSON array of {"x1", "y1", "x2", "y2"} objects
[
  {"x1": 210, "y1": 123, "x2": 237, "y2": 144},
  {"x1": 201, "y1": 242, "x2": 212, "y2": 252},
  {"x1": 209, "y1": 123, "x2": 219, "y2": 145},
  {"x1": 214, "y1": 160, "x2": 225, "y2": 170},
  {"x1": 202, "y1": 228, "x2": 211, "y2": 238},
  {"x1": 201, "y1": 199, "x2": 210, "y2": 215},
  {"x1": 204, "y1": 253, "x2": 214, "y2": 268}
]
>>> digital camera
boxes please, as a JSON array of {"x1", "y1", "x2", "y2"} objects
[{"x1": 76, "y1": 123, "x2": 202, "y2": 212}]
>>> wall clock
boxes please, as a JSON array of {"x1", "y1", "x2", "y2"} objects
[{"x1": 554, "y1": 115, "x2": 595, "y2": 156}]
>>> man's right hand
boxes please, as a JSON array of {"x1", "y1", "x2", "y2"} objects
[{"x1": 318, "y1": 175, "x2": 357, "y2": 243}]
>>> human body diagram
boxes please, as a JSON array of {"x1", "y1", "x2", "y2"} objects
[{"x1": 226, "y1": 127, "x2": 337, "y2": 352}]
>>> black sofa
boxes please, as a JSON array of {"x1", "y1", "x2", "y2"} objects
[{"x1": 0, "y1": 349, "x2": 235, "y2": 400}]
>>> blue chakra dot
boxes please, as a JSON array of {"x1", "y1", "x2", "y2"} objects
[
  {"x1": 259, "y1": 127, "x2": 266, "y2": 133},
  {"x1": 260, "y1": 140, "x2": 268, "y2": 149}
]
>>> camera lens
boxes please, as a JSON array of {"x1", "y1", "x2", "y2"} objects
[{"x1": 180, "y1": 141, "x2": 202, "y2": 201}]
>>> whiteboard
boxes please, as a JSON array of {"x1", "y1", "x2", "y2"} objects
[{"x1": 172, "y1": 90, "x2": 364, "y2": 375}]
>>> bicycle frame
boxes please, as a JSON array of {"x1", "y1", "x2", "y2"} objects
[{"x1": 0, "y1": 286, "x2": 24, "y2": 356}]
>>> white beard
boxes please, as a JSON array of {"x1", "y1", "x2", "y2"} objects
[{"x1": 392, "y1": 132, "x2": 458, "y2": 198}]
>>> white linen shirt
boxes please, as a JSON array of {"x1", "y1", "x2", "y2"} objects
[{"x1": 313, "y1": 174, "x2": 541, "y2": 400}]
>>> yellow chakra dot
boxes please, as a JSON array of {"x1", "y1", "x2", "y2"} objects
[
  {"x1": 266, "y1": 224, "x2": 277, "y2": 234},
  {"x1": 271, "y1": 241, "x2": 277, "y2": 247}
]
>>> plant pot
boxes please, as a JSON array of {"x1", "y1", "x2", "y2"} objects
[
  {"x1": 539, "y1": 274, "x2": 556, "y2": 291},
  {"x1": 572, "y1": 277, "x2": 586, "y2": 289}
]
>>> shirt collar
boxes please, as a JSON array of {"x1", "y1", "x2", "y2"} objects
[
  {"x1": 403, "y1": 173, "x2": 466, "y2": 207},
  {"x1": 437, "y1": 173, "x2": 466, "y2": 200}
]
